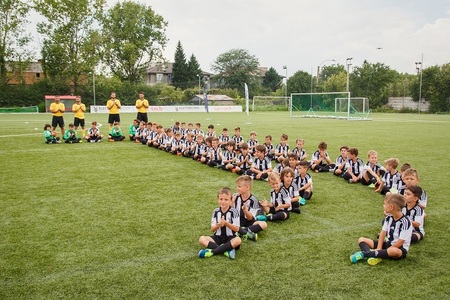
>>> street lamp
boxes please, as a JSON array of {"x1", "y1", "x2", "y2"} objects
[
  {"x1": 317, "y1": 59, "x2": 336, "y2": 84},
  {"x1": 415, "y1": 54, "x2": 423, "y2": 113},
  {"x1": 197, "y1": 74, "x2": 201, "y2": 91},
  {"x1": 346, "y1": 58, "x2": 353, "y2": 92},
  {"x1": 283, "y1": 65, "x2": 287, "y2": 100}
]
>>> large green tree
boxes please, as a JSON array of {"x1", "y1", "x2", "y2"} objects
[
  {"x1": 262, "y1": 67, "x2": 282, "y2": 92},
  {"x1": 0, "y1": 0, "x2": 32, "y2": 85},
  {"x1": 211, "y1": 48, "x2": 260, "y2": 92},
  {"x1": 287, "y1": 70, "x2": 312, "y2": 94},
  {"x1": 187, "y1": 54, "x2": 202, "y2": 89},
  {"x1": 350, "y1": 60, "x2": 397, "y2": 108},
  {"x1": 35, "y1": 0, "x2": 104, "y2": 93},
  {"x1": 411, "y1": 64, "x2": 450, "y2": 113},
  {"x1": 101, "y1": 1, "x2": 167, "y2": 84},
  {"x1": 171, "y1": 41, "x2": 188, "y2": 88}
]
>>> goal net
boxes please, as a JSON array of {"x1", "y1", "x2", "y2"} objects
[
  {"x1": 290, "y1": 92, "x2": 371, "y2": 120},
  {"x1": 0, "y1": 106, "x2": 39, "y2": 113},
  {"x1": 252, "y1": 96, "x2": 289, "y2": 111}
]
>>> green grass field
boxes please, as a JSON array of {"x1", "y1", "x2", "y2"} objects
[{"x1": 1, "y1": 112, "x2": 449, "y2": 299}]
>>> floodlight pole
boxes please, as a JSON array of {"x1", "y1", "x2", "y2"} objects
[
  {"x1": 317, "y1": 59, "x2": 336, "y2": 84},
  {"x1": 92, "y1": 70, "x2": 96, "y2": 106},
  {"x1": 415, "y1": 54, "x2": 423, "y2": 114},
  {"x1": 346, "y1": 58, "x2": 353, "y2": 93},
  {"x1": 283, "y1": 65, "x2": 288, "y2": 101}
]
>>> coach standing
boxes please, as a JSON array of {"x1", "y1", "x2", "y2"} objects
[
  {"x1": 72, "y1": 96, "x2": 86, "y2": 137},
  {"x1": 106, "y1": 92, "x2": 121, "y2": 131},
  {"x1": 135, "y1": 91, "x2": 149, "y2": 123},
  {"x1": 50, "y1": 95, "x2": 65, "y2": 137}
]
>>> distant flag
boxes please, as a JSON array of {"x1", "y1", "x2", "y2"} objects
[
  {"x1": 244, "y1": 83, "x2": 249, "y2": 117},
  {"x1": 203, "y1": 86, "x2": 209, "y2": 113}
]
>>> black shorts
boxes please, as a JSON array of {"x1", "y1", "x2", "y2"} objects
[
  {"x1": 211, "y1": 235, "x2": 235, "y2": 246},
  {"x1": 52, "y1": 116, "x2": 64, "y2": 128},
  {"x1": 108, "y1": 114, "x2": 120, "y2": 124},
  {"x1": 137, "y1": 112, "x2": 148, "y2": 123},
  {"x1": 373, "y1": 240, "x2": 408, "y2": 259},
  {"x1": 74, "y1": 117, "x2": 85, "y2": 127}
]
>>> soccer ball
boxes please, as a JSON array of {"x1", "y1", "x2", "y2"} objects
[{"x1": 52, "y1": 131, "x2": 57, "y2": 137}]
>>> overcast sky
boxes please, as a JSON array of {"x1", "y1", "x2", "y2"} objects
[{"x1": 31, "y1": 0, "x2": 450, "y2": 77}]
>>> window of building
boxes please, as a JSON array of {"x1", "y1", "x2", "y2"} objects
[{"x1": 156, "y1": 74, "x2": 163, "y2": 83}]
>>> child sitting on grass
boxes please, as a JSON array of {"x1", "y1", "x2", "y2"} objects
[
  {"x1": 295, "y1": 160, "x2": 313, "y2": 206},
  {"x1": 43, "y1": 124, "x2": 60, "y2": 144},
  {"x1": 108, "y1": 122, "x2": 125, "y2": 142},
  {"x1": 198, "y1": 187, "x2": 241, "y2": 260},
  {"x1": 350, "y1": 194, "x2": 412, "y2": 266},
  {"x1": 259, "y1": 172, "x2": 291, "y2": 222},
  {"x1": 232, "y1": 175, "x2": 268, "y2": 241},
  {"x1": 63, "y1": 124, "x2": 81, "y2": 143},
  {"x1": 310, "y1": 141, "x2": 334, "y2": 172},
  {"x1": 402, "y1": 186, "x2": 425, "y2": 243}
]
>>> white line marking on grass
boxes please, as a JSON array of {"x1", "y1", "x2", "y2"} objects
[{"x1": 0, "y1": 133, "x2": 42, "y2": 138}]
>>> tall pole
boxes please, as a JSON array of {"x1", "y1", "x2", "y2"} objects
[
  {"x1": 283, "y1": 65, "x2": 287, "y2": 101},
  {"x1": 92, "y1": 71, "x2": 96, "y2": 106},
  {"x1": 346, "y1": 58, "x2": 353, "y2": 93},
  {"x1": 415, "y1": 56, "x2": 423, "y2": 114}
]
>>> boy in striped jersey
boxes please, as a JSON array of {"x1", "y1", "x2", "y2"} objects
[
  {"x1": 350, "y1": 194, "x2": 412, "y2": 266},
  {"x1": 295, "y1": 161, "x2": 313, "y2": 206},
  {"x1": 84, "y1": 121, "x2": 103, "y2": 143},
  {"x1": 274, "y1": 133, "x2": 289, "y2": 163},
  {"x1": 233, "y1": 175, "x2": 268, "y2": 241},
  {"x1": 246, "y1": 131, "x2": 258, "y2": 155},
  {"x1": 292, "y1": 138, "x2": 307, "y2": 161},
  {"x1": 218, "y1": 128, "x2": 230, "y2": 149},
  {"x1": 249, "y1": 145, "x2": 273, "y2": 180},
  {"x1": 235, "y1": 143, "x2": 253, "y2": 175},
  {"x1": 259, "y1": 172, "x2": 291, "y2": 221},
  {"x1": 198, "y1": 187, "x2": 241, "y2": 259},
  {"x1": 206, "y1": 138, "x2": 222, "y2": 167},
  {"x1": 263, "y1": 135, "x2": 275, "y2": 160},
  {"x1": 360, "y1": 150, "x2": 385, "y2": 186},
  {"x1": 232, "y1": 127, "x2": 244, "y2": 152},
  {"x1": 342, "y1": 147, "x2": 364, "y2": 183},
  {"x1": 333, "y1": 146, "x2": 349, "y2": 176},
  {"x1": 375, "y1": 158, "x2": 401, "y2": 195},
  {"x1": 281, "y1": 167, "x2": 301, "y2": 214},
  {"x1": 221, "y1": 141, "x2": 237, "y2": 171},
  {"x1": 403, "y1": 186, "x2": 425, "y2": 243},
  {"x1": 310, "y1": 141, "x2": 334, "y2": 172}
]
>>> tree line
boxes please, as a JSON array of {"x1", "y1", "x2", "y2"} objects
[{"x1": 0, "y1": 0, "x2": 448, "y2": 112}]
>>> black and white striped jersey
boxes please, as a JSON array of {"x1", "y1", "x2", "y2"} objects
[
  {"x1": 252, "y1": 156, "x2": 272, "y2": 171},
  {"x1": 382, "y1": 171, "x2": 402, "y2": 189},
  {"x1": 269, "y1": 185, "x2": 291, "y2": 212},
  {"x1": 402, "y1": 203, "x2": 425, "y2": 236},
  {"x1": 295, "y1": 173, "x2": 313, "y2": 190},
  {"x1": 221, "y1": 150, "x2": 236, "y2": 165},
  {"x1": 233, "y1": 193, "x2": 261, "y2": 221},
  {"x1": 236, "y1": 153, "x2": 252, "y2": 169},
  {"x1": 275, "y1": 143, "x2": 289, "y2": 156},
  {"x1": 346, "y1": 158, "x2": 364, "y2": 176},
  {"x1": 382, "y1": 214, "x2": 412, "y2": 252},
  {"x1": 211, "y1": 207, "x2": 240, "y2": 237}
]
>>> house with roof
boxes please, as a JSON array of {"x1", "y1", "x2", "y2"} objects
[
  {"x1": 145, "y1": 62, "x2": 213, "y2": 86},
  {"x1": 6, "y1": 61, "x2": 45, "y2": 85},
  {"x1": 190, "y1": 94, "x2": 236, "y2": 106}
]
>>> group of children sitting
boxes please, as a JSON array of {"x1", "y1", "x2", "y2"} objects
[{"x1": 43, "y1": 118, "x2": 428, "y2": 264}]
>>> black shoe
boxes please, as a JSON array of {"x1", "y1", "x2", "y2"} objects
[{"x1": 292, "y1": 207, "x2": 301, "y2": 214}]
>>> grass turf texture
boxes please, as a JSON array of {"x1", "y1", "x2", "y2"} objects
[{"x1": 0, "y1": 112, "x2": 449, "y2": 299}]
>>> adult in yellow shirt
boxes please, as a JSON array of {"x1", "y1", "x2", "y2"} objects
[
  {"x1": 135, "y1": 91, "x2": 149, "y2": 123},
  {"x1": 106, "y1": 92, "x2": 121, "y2": 130},
  {"x1": 72, "y1": 95, "x2": 86, "y2": 137},
  {"x1": 49, "y1": 95, "x2": 65, "y2": 137}
]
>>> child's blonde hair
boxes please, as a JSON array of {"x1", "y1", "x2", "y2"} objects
[
  {"x1": 367, "y1": 150, "x2": 378, "y2": 157},
  {"x1": 236, "y1": 175, "x2": 252, "y2": 187},
  {"x1": 217, "y1": 187, "x2": 233, "y2": 198},
  {"x1": 384, "y1": 158, "x2": 400, "y2": 169},
  {"x1": 268, "y1": 172, "x2": 281, "y2": 183},
  {"x1": 403, "y1": 168, "x2": 419, "y2": 179}
]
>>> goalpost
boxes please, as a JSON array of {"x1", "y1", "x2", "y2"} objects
[
  {"x1": 251, "y1": 96, "x2": 289, "y2": 111},
  {"x1": 289, "y1": 92, "x2": 371, "y2": 120}
]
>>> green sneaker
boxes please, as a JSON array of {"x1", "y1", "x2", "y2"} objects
[
  {"x1": 223, "y1": 249, "x2": 236, "y2": 259},
  {"x1": 198, "y1": 249, "x2": 213, "y2": 258},
  {"x1": 244, "y1": 229, "x2": 258, "y2": 241},
  {"x1": 299, "y1": 198, "x2": 306, "y2": 206},
  {"x1": 368, "y1": 183, "x2": 375, "y2": 188},
  {"x1": 350, "y1": 251, "x2": 364, "y2": 263},
  {"x1": 256, "y1": 215, "x2": 267, "y2": 222},
  {"x1": 367, "y1": 257, "x2": 382, "y2": 266}
]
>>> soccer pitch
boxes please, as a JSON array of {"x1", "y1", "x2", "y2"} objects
[{"x1": 0, "y1": 112, "x2": 449, "y2": 299}]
